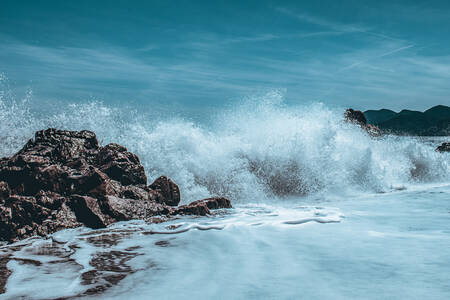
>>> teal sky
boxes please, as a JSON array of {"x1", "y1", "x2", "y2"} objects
[{"x1": 1, "y1": 0, "x2": 450, "y2": 115}]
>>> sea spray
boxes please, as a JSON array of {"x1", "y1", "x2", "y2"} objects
[{"x1": 0, "y1": 89, "x2": 449, "y2": 203}]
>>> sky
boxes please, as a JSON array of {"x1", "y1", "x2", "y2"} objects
[{"x1": 1, "y1": 0, "x2": 450, "y2": 115}]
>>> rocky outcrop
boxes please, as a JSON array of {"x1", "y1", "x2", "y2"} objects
[
  {"x1": 436, "y1": 142, "x2": 450, "y2": 152},
  {"x1": 345, "y1": 108, "x2": 381, "y2": 137},
  {"x1": 173, "y1": 197, "x2": 232, "y2": 216},
  {"x1": 149, "y1": 176, "x2": 180, "y2": 206},
  {"x1": 0, "y1": 129, "x2": 231, "y2": 243}
]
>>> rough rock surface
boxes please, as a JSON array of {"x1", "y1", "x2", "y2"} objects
[
  {"x1": 436, "y1": 142, "x2": 450, "y2": 152},
  {"x1": 0, "y1": 129, "x2": 231, "y2": 243},
  {"x1": 345, "y1": 108, "x2": 381, "y2": 137}
]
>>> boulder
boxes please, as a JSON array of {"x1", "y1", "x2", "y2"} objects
[
  {"x1": 0, "y1": 182, "x2": 10, "y2": 201},
  {"x1": 97, "y1": 143, "x2": 147, "y2": 186},
  {"x1": 149, "y1": 176, "x2": 181, "y2": 206},
  {"x1": 171, "y1": 197, "x2": 232, "y2": 216},
  {"x1": 0, "y1": 128, "x2": 231, "y2": 243},
  {"x1": 345, "y1": 109, "x2": 381, "y2": 137},
  {"x1": 436, "y1": 142, "x2": 450, "y2": 152},
  {"x1": 345, "y1": 109, "x2": 367, "y2": 126}
]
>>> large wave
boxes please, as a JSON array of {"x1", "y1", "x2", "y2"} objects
[{"x1": 1, "y1": 86, "x2": 449, "y2": 202}]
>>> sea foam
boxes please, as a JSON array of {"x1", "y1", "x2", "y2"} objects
[{"x1": 1, "y1": 87, "x2": 449, "y2": 203}]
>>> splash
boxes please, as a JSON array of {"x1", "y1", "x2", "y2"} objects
[{"x1": 0, "y1": 87, "x2": 449, "y2": 202}]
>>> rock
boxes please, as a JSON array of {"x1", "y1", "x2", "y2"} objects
[
  {"x1": 69, "y1": 195, "x2": 113, "y2": 229},
  {"x1": 194, "y1": 197, "x2": 232, "y2": 210},
  {"x1": 149, "y1": 176, "x2": 181, "y2": 206},
  {"x1": 20, "y1": 128, "x2": 99, "y2": 164},
  {"x1": 97, "y1": 143, "x2": 147, "y2": 186},
  {"x1": 0, "y1": 128, "x2": 231, "y2": 243},
  {"x1": 436, "y1": 142, "x2": 450, "y2": 152},
  {"x1": 103, "y1": 196, "x2": 170, "y2": 221},
  {"x1": 345, "y1": 109, "x2": 367, "y2": 126},
  {"x1": 345, "y1": 109, "x2": 381, "y2": 137},
  {"x1": 171, "y1": 197, "x2": 232, "y2": 216},
  {"x1": 366, "y1": 124, "x2": 382, "y2": 137},
  {"x1": 0, "y1": 182, "x2": 10, "y2": 201}
]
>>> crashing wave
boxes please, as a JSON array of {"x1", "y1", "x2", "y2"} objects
[{"x1": 0, "y1": 88, "x2": 449, "y2": 202}]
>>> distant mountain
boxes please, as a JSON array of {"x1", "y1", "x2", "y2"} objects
[
  {"x1": 365, "y1": 109, "x2": 397, "y2": 124},
  {"x1": 364, "y1": 105, "x2": 450, "y2": 136}
]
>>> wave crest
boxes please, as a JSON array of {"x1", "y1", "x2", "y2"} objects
[{"x1": 0, "y1": 89, "x2": 449, "y2": 202}]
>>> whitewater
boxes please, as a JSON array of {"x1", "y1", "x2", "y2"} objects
[{"x1": 1, "y1": 89, "x2": 450, "y2": 299}]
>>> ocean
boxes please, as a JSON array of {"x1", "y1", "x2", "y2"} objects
[{"x1": 1, "y1": 92, "x2": 450, "y2": 299}]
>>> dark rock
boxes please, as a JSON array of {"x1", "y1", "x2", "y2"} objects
[
  {"x1": 436, "y1": 142, "x2": 450, "y2": 152},
  {"x1": 97, "y1": 143, "x2": 147, "y2": 186},
  {"x1": 345, "y1": 109, "x2": 367, "y2": 126},
  {"x1": 365, "y1": 124, "x2": 382, "y2": 137},
  {"x1": 0, "y1": 254, "x2": 11, "y2": 294},
  {"x1": 103, "y1": 196, "x2": 170, "y2": 221},
  {"x1": 149, "y1": 176, "x2": 181, "y2": 206},
  {"x1": 345, "y1": 109, "x2": 381, "y2": 137},
  {"x1": 0, "y1": 128, "x2": 231, "y2": 243},
  {"x1": 171, "y1": 197, "x2": 232, "y2": 216},
  {"x1": 172, "y1": 201, "x2": 210, "y2": 216},
  {"x1": 200, "y1": 197, "x2": 232, "y2": 209},
  {"x1": 0, "y1": 182, "x2": 10, "y2": 201},
  {"x1": 69, "y1": 195, "x2": 112, "y2": 229}
]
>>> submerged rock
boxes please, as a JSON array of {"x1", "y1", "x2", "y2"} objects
[
  {"x1": 436, "y1": 142, "x2": 450, "y2": 152},
  {"x1": 345, "y1": 108, "x2": 381, "y2": 137},
  {"x1": 0, "y1": 128, "x2": 231, "y2": 243}
]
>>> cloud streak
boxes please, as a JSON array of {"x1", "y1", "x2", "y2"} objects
[
  {"x1": 276, "y1": 6, "x2": 406, "y2": 43},
  {"x1": 338, "y1": 44, "x2": 415, "y2": 72},
  {"x1": 0, "y1": 2, "x2": 449, "y2": 115}
]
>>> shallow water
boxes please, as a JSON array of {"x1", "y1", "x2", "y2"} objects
[{"x1": 1, "y1": 184, "x2": 449, "y2": 300}]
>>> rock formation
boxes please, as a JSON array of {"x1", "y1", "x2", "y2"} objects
[
  {"x1": 436, "y1": 142, "x2": 450, "y2": 152},
  {"x1": 345, "y1": 108, "x2": 381, "y2": 137},
  {"x1": 0, "y1": 128, "x2": 231, "y2": 243}
]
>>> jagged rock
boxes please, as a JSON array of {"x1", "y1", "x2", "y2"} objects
[
  {"x1": 0, "y1": 182, "x2": 10, "y2": 201},
  {"x1": 345, "y1": 109, "x2": 381, "y2": 137},
  {"x1": 200, "y1": 197, "x2": 232, "y2": 209},
  {"x1": 172, "y1": 197, "x2": 232, "y2": 216},
  {"x1": 366, "y1": 124, "x2": 382, "y2": 137},
  {"x1": 436, "y1": 142, "x2": 450, "y2": 152},
  {"x1": 149, "y1": 176, "x2": 181, "y2": 206},
  {"x1": 0, "y1": 128, "x2": 232, "y2": 243},
  {"x1": 345, "y1": 109, "x2": 367, "y2": 126},
  {"x1": 97, "y1": 143, "x2": 147, "y2": 186}
]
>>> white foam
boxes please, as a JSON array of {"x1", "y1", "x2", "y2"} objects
[{"x1": 1, "y1": 88, "x2": 449, "y2": 203}]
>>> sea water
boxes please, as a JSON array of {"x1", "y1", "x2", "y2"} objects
[{"x1": 0, "y1": 90, "x2": 449, "y2": 299}]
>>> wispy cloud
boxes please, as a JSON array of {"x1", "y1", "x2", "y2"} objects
[
  {"x1": 338, "y1": 44, "x2": 415, "y2": 72},
  {"x1": 276, "y1": 7, "x2": 406, "y2": 43},
  {"x1": 276, "y1": 7, "x2": 368, "y2": 33},
  {"x1": 1, "y1": 24, "x2": 449, "y2": 113}
]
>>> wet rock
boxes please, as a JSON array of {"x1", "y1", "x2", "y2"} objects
[
  {"x1": 0, "y1": 128, "x2": 231, "y2": 243},
  {"x1": 199, "y1": 197, "x2": 232, "y2": 209},
  {"x1": 172, "y1": 197, "x2": 232, "y2": 216},
  {"x1": 366, "y1": 124, "x2": 382, "y2": 137},
  {"x1": 81, "y1": 250, "x2": 141, "y2": 296},
  {"x1": 149, "y1": 175, "x2": 181, "y2": 206},
  {"x1": 0, "y1": 182, "x2": 10, "y2": 201},
  {"x1": 0, "y1": 254, "x2": 11, "y2": 294},
  {"x1": 345, "y1": 109, "x2": 367, "y2": 126},
  {"x1": 345, "y1": 109, "x2": 381, "y2": 137},
  {"x1": 69, "y1": 195, "x2": 113, "y2": 229},
  {"x1": 97, "y1": 143, "x2": 147, "y2": 186},
  {"x1": 436, "y1": 142, "x2": 450, "y2": 152}
]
